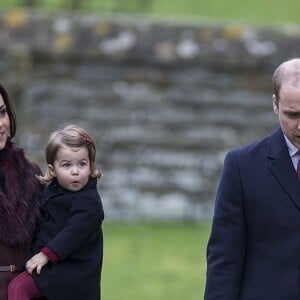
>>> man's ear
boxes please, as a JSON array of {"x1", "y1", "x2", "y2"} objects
[
  {"x1": 272, "y1": 94, "x2": 279, "y2": 114},
  {"x1": 48, "y1": 164, "x2": 56, "y2": 177}
]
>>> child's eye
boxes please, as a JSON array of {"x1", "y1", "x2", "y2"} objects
[
  {"x1": 79, "y1": 162, "x2": 86, "y2": 167},
  {"x1": 62, "y1": 163, "x2": 70, "y2": 168}
]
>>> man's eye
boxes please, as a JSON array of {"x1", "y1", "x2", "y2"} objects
[{"x1": 289, "y1": 114, "x2": 299, "y2": 118}]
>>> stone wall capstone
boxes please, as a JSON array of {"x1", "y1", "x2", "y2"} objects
[{"x1": 0, "y1": 9, "x2": 299, "y2": 220}]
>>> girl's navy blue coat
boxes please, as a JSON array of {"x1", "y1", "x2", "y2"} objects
[{"x1": 31, "y1": 178, "x2": 104, "y2": 300}]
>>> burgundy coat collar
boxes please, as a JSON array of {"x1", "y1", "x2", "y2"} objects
[{"x1": 0, "y1": 140, "x2": 42, "y2": 247}]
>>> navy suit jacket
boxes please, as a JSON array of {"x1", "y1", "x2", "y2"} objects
[{"x1": 205, "y1": 128, "x2": 300, "y2": 299}]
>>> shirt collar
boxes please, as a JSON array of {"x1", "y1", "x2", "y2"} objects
[{"x1": 284, "y1": 134, "x2": 299, "y2": 157}]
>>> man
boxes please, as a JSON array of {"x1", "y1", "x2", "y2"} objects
[{"x1": 205, "y1": 58, "x2": 300, "y2": 299}]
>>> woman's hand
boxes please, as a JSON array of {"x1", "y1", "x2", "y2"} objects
[{"x1": 26, "y1": 252, "x2": 49, "y2": 275}]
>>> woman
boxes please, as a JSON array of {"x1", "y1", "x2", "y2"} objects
[{"x1": 0, "y1": 83, "x2": 42, "y2": 299}]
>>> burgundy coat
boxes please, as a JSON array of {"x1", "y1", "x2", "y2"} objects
[
  {"x1": 0, "y1": 141, "x2": 42, "y2": 300},
  {"x1": 31, "y1": 178, "x2": 104, "y2": 300}
]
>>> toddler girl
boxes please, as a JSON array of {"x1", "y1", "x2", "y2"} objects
[{"x1": 8, "y1": 124, "x2": 104, "y2": 300}]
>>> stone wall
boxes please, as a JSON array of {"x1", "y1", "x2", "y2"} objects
[{"x1": 1, "y1": 9, "x2": 300, "y2": 220}]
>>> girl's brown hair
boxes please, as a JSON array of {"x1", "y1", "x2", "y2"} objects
[{"x1": 37, "y1": 124, "x2": 102, "y2": 185}]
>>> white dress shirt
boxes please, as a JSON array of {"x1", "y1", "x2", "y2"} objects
[{"x1": 284, "y1": 135, "x2": 300, "y2": 171}]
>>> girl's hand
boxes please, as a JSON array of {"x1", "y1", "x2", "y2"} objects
[{"x1": 26, "y1": 252, "x2": 49, "y2": 275}]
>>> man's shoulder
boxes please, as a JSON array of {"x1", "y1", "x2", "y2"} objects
[{"x1": 230, "y1": 128, "x2": 282, "y2": 157}]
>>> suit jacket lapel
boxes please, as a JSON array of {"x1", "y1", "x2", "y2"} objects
[{"x1": 268, "y1": 128, "x2": 300, "y2": 210}]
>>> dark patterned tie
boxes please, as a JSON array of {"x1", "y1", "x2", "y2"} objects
[{"x1": 297, "y1": 159, "x2": 300, "y2": 179}]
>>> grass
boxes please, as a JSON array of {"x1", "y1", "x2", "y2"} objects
[
  {"x1": 0, "y1": 0, "x2": 299, "y2": 26},
  {"x1": 102, "y1": 221, "x2": 211, "y2": 300}
]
